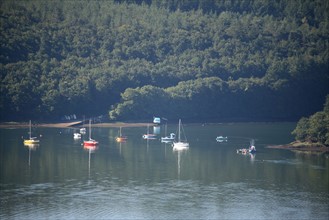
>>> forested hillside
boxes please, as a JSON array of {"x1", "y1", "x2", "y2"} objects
[{"x1": 1, "y1": 0, "x2": 328, "y2": 121}]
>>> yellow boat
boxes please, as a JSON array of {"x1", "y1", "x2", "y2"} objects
[
  {"x1": 24, "y1": 138, "x2": 40, "y2": 145},
  {"x1": 24, "y1": 120, "x2": 40, "y2": 145},
  {"x1": 116, "y1": 127, "x2": 127, "y2": 143}
]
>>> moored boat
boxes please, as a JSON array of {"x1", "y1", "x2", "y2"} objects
[
  {"x1": 216, "y1": 136, "x2": 228, "y2": 142},
  {"x1": 236, "y1": 146, "x2": 256, "y2": 154},
  {"x1": 80, "y1": 128, "x2": 86, "y2": 134},
  {"x1": 116, "y1": 127, "x2": 127, "y2": 142},
  {"x1": 74, "y1": 132, "x2": 81, "y2": 139},
  {"x1": 161, "y1": 133, "x2": 175, "y2": 143},
  {"x1": 172, "y1": 119, "x2": 189, "y2": 150},
  {"x1": 142, "y1": 134, "x2": 157, "y2": 140},
  {"x1": 24, "y1": 120, "x2": 40, "y2": 145},
  {"x1": 83, "y1": 119, "x2": 98, "y2": 147},
  {"x1": 143, "y1": 125, "x2": 157, "y2": 140}
]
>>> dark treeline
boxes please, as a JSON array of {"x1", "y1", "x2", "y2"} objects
[
  {"x1": 292, "y1": 95, "x2": 329, "y2": 146},
  {"x1": 0, "y1": 0, "x2": 328, "y2": 121}
]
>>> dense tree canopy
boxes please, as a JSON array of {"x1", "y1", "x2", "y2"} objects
[
  {"x1": 0, "y1": 0, "x2": 328, "y2": 121},
  {"x1": 292, "y1": 95, "x2": 329, "y2": 146}
]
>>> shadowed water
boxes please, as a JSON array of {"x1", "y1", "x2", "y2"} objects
[{"x1": 1, "y1": 122, "x2": 328, "y2": 219}]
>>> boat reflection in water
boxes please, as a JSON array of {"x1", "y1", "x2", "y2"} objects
[
  {"x1": 83, "y1": 145, "x2": 98, "y2": 178},
  {"x1": 24, "y1": 143, "x2": 39, "y2": 166},
  {"x1": 173, "y1": 147, "x2": 188, "y2": 179}
]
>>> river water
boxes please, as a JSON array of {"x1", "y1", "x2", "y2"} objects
[{"x1": 0, "y1": 122, "x2": 328, "y2": 219}]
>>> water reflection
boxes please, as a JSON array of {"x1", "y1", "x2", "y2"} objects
[
  {"x1": 1, "y1": 123, "x2": 328, "y2": 219},
  {"x1": 24, "y1": 143, "x2": 39, "y2": 166},
  {"x1": 236, "y1": 150, "x2": 256, "y2": 162},
  {"x1": 83, "y1": 145, "x2": 98, "y2": 178},
  {"x1": 173, "y1": 148, "x2": 189, "y2": 179},
  {"x1": 153, "y1": 125, "x2": 160, "y2": 135}
]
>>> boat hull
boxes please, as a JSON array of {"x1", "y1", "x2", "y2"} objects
[
  {"x1": 161, "y1": 138, "x2": 175, "y2": 143},
  {"x1": 173, "y1": 142, "x2": 189, "y2": 150},
  {"x1": 74, "y1": 133, "x2": 81, "y2": 139},
  {"x1": 24, "y1": 139, "x2": 40, "y2": 145},
  {"x1": 143, "y1": 134, "x2": 157, "y2": 140},
  {"x1": 83, "y1": 140, "x2": 98, "y2": 146},
  {"x1": 116, "y1": 137, "x2": 127, "y2": 142}
]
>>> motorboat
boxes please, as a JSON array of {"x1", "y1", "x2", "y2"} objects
[
  {"x1": 80, "y1": 127, "x2": 86, "y2": 134},
  {"x1": 161, "y1": 133, "x2": 175, "y2": 143},
  {"x1": 216, "y1": 136, "x2": 228, "y2": 142},
  {"x1": 74, "y1": 132, "x2": 81, "y2": 139},
  {"x1": 143, "y1": 125, "x2": 157, "y2": 140},
  {"x1": 142, "y1": 134, "x2": 157, "y2": 140}
]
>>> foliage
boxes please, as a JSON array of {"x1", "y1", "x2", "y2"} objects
[
  {"x1": 0, "y1": 0, "x2": 328, "y2": 121},
  {"x1": 292, "y1": 95, "x2": 329, "y2": 146}
]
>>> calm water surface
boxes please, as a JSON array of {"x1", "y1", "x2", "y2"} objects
[{"x1": 0, "y1": 122, "x2": 328, "y2": 219}]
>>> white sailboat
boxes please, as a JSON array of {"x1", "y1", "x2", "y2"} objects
[
  {"x1": 24, "y1": 120, "x2": 40, "y2": 145},
  {"x1": 172, "y1": 119, "x2": 189, "y2": 150}
]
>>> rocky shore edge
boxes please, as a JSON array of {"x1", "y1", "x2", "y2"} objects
[{"x1": 267, "y1": 141, "x2": 329, "y2": 153}]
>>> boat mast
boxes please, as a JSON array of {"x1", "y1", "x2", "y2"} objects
[
  {"x1": 89, "y1": 119, "x2": 91, "y2": 140},
  {"x1": 178, "y1": 119, "x2": 181, "y2": 142},
  {"x1": 29, "y1": 120, "x2": 32, "y2": 139}
]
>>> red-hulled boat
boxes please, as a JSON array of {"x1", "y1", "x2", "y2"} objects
[
  {"x1": 83, "y1": 119, "x2": 98, "y2": 147},
  {"x1": 83, "y1": 139, "x2": 99, "y2": 146}
]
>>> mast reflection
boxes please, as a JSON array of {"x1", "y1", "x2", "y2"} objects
[
  {"x1": 83, "y1": 145, "x2": 98, "y2": 178},
  {"x1": 24, "y1": 143, "x2": 39, "y2": 166},
  {"x1": 173, "y1": 147, "x2": 188, "y2": 179}
]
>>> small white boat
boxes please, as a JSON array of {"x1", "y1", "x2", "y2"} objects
[
  {"x1": 216, "y1": 136, "x2": 228, "y2": 142},
  {"x1": 143, "y1": 125, "x2": 157, "y2": 140},
  {"x1": 172, "y1": 119, "x2": 189, "y2": 150},
  {"x1": 161, "y1": 133, "x2": 175, "y2": 143},
  {"x1": 80, "y1": 127, "x2": 86, "y2": 134},
  {"x1": 74, "y1": 133, "x2": 81, "y2": 139},
  {"x1": 153, "y1": 117, "x2": 161, "y2": 124},
  {"x1": 249, "y1": 145, "x2": 256, "y2": 153},
  {"x1": 143, "y1": 134, "x2": 157, "y2": 140}
]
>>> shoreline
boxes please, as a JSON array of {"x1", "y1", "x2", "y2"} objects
[
  {"x1": 267, "y1": 141, "x2": 329, "y2": 153},
  {"x1": 0, "y1": 121, "x2": 154, "y2": 128}
]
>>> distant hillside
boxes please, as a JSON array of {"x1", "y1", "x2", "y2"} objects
[{"x1": 0, "y1": 0, "x2": 328, "y2": 121}]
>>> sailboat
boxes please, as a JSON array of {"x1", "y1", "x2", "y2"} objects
[
  {"x1": 116, "y1": 127, "x2": 127, "y2": 142},
  {"x1": 83, "y1": 119, "x2": 98, "y2": 147},
  {"x1": 24, "y1": 120, "x2": 40, "y2": 145},
  {"x1": 172, "y1": 119, "x2": 189, "y2": 150}
]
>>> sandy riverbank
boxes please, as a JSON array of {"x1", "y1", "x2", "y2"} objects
[
  {"x1": 0, "y1": 121, "x2": 153, "y2": 128},
  {"x1": 267, "y1": 141, "x2": 329, "y2": 153}
]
